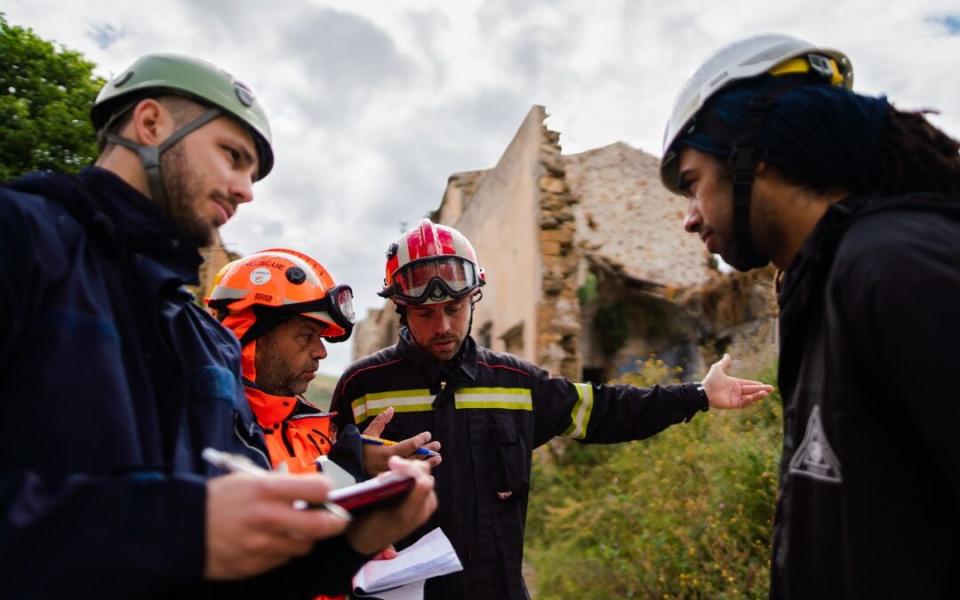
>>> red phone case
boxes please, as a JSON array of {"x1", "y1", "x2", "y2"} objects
[{"x1": 327, "y1": 473, "x2": 415, "y2": 513}]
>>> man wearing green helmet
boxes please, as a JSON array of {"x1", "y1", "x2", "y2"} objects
[
  {"x1": 661, "y1": 34, "x2": 960, "y2": 598},
  {"x1": 0, "y1": 54, "x2": 436, "y2": 597}
]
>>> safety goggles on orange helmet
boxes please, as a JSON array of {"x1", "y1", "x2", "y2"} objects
[
  {"x1": 280, "y1": 284, "x2": 356, "y2": 343},
  {"x1": 386, "y1": 256, "x2": 482, "y2": 305}
]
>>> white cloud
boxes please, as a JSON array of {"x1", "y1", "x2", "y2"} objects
[{"x1": 6, "y1": 0, "x2": 960, "y2": 375}]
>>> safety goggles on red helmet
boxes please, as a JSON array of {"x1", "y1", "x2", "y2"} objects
[{"x1": 387, "y1": 257, "x2": 482, "y2": 304}]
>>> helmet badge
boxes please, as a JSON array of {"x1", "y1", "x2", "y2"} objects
[{"x1": 250, "y1": 267, "x2": 272, "y2": 285}]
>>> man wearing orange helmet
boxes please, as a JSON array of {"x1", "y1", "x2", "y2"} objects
[
  {"x1": 331, "y1": 219, "x2": 774, "y2": 599},
  {"x1": 207, "y1": 248, "x2": 358, "y2": 475}
]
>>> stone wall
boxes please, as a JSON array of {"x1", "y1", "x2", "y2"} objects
[{"x1": 535, "y1": 124, "x2": 581, "y2": 379}]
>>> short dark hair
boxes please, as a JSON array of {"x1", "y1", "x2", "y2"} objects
[{"x1": 98, "y1": 94, "x2": 209, "y2": 149}]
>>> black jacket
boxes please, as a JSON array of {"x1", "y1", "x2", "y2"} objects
[
  {"x1": 0, "y1": 168, "x2": 367, "y2": 599},
  {"x1": 332, "y1": 330, "x2": 708, "y2": 600},
  {"x1": 771, "y1": 193, "x2": 960, "y2": 599}
]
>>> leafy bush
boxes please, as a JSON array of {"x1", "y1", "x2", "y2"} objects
[{"x1": 525, "y1": 358, "x2": 781, "y2": 599}]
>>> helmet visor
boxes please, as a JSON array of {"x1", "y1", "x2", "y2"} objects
[{"x1": 392, "y1": 257, "x2": 480, "y2": 304}]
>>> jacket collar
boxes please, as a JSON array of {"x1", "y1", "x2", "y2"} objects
[
  {"x1": 242, "y1": 377, "x2": 329, "y2": 427},
  {"x1": 397, "y1": 327, "x2": 478, "y2": 383},
  {"x1": 10, "y1": 167, "x2": 204, "y2": 284}
]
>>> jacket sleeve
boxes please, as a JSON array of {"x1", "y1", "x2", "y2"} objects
[
  {"x1": 530, "y1": 364, "x2": 708, "y2": 448},
  {"x1": 0, "y1": 194, "x2": 367, "y2": 597},
  {"x1": 331, "y1": 368, "x2": 359, "y2": 430},
  {"x1": 833, "y1": 215, "x2": 960, "y2": 501}
]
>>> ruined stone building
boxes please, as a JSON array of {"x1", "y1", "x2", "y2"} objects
[
  {"x1": 192, "y1": 230, "x2": 239, "y2": 302},
  {"x1": 352, "y1": 106, "x2": 777, "y2": 382}
]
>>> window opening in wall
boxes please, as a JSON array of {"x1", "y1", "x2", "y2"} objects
[
  {"x1": 500, "y1": 322, "x2": 524, "y2": 358},
  {"x1": 477, "y1": 321, "x2": 493, "y2": 349}
]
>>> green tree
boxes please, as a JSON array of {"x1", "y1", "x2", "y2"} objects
[{"x1": 0, "y1": 14, "x2": 103, "y2": 181}]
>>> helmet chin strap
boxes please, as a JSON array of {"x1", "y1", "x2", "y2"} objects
[
  {"x1": 105, "y1": 107, "x2": 221, "y2": 205},
  {"x1": 724, "y1": 96, "x2": 775, "y2": 271}
]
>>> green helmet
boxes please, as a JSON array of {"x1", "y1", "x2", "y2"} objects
[{"x1": 92, "y1": 53, "x2": 274, "y2": 179}]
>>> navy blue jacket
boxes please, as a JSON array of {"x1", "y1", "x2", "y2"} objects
[{"x1": 0, "y1": 168, "x2": 366, "y2": 599}]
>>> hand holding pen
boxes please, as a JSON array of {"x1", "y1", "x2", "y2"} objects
[
  {"x1": 201, "y1": 448, "x2": 438, "y2": 579},
  {"x1": 360, "y1": 407, "x2": 443, "y2": 475},
  {"x1": 201, "y1": 448, "x2": 352, "y2": 580},
  {"x1": 202, "y1": 448, "x2": 352, "y2": 520}
]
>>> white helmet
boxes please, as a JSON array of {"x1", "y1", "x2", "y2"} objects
[{"x1": 659, "y1": 33, "x2": 853, "y2": 193}]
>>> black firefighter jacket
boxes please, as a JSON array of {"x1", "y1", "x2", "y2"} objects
[
  {"x1": 332, "y1": 330, "x2": 708, "y2": 600},
  {"x1": 771, "y1": 193, "x2": 960, "y2": 599}
]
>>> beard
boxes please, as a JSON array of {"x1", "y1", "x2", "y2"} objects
[
  {"x1": 160, "y1": 144, "x2": 216, "y2": 247},
  {"x1": 254, "y1": 336, "x2": 317, "y2": 396}
]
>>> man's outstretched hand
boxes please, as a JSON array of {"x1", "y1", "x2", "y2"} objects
[{"x1": 702, "y1": 354, "x2": 775, "y2": 409}]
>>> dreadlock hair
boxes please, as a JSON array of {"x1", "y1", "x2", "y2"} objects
[{"x1": 872, "y1": 107, "x2": 960, "y2": 197}]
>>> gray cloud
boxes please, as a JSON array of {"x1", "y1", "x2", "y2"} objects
[
  {"x1": 283, "y1": 9, "x2": 416, "y2": 120},
  {"x1": 87, "y1": 23, "x2": 125, "y2": 50}
]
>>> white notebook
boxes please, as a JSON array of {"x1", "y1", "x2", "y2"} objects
[{"x1": 353, "y1": 528, "x2": 463, "y2": 599}]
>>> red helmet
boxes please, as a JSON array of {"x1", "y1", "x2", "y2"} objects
[
  {"x1": 379, "y1": 219, "x2": 486, "y2": 306},
  {"x1": 206, "y1": 248, "x2": 355, "y2": 343}
]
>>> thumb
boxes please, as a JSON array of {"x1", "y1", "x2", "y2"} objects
[
  {"x1": 716, "y1": 353, "x2": 732, "y2": 374},
  {"x1": 363, "y1": 406, "x2": 394, "y2": 437},
  {"x1": 723, "y1": 353, "x2": 732, "y2": 368}
]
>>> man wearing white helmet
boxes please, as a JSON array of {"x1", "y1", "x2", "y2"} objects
[
  {"x1": 331, "y1": 219, "x2": 774, "y2": 599},
  {"x1": 661, "y1": 33, "x2": 960, "y2": 598}
]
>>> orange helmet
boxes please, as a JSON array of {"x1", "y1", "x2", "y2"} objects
[
  {"x1": 379, "y1": 219, "x2": 485, "y2": 306},
  {"x1": 206, "y1": 248, "x2": 355, "y2": 344}
]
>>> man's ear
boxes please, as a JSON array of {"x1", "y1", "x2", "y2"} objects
[{"x1": 127, "y1": 98, "x2": 175, "y2": 146}]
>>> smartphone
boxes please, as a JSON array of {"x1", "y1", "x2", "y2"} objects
[{"x1": 326, "y1": 473, "x2": 415, "y2": 514}]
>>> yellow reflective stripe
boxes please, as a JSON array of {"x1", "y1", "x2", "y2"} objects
[
  {"x1": 564, "y1": 382, "x2": 594, "y2": 440},
  {"x1": 455, "y1": 387, "x2": 533, "y2": 411},
  {"x1": 351, "y1": 389, "x2": 433, "y2": 422}
]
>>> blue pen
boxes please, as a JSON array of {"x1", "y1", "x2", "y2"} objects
[{"x1": 360, "y1": 434, "x2": 439, "y2": 458}]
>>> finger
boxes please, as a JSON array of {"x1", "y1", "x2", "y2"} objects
[
  {"x1": 425, "y1": 455, "x2": 442, "y2": 469},
  {"x1": 389, "y1": 432, "x2": 433, "y2": 458},
  {"x1": 256, "y1": 473, "x2": 333, "y2": 503},
  {"x1": 734, "y1": 378, "x2": 774, "y2": 388},
  {"x1": 363, "y1": 407, "x2": 394, "y2": 437},
  {"x1": 246, "y1": 531, "x2": 314, "y2": 562},
  {"x1": 738, "y1": 383, "x2": 774, "y2": 393},
  {"x1": 742, "y1": 390, "x2": 769, "y2": 404},
  {"x1": 257, "y1": 501, "x2": 352, "y2": 538},
  {"x1": 422, "y1": 441, "x2": 441, "y2": 452}
]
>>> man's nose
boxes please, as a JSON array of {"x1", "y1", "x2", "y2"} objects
[
  {"x1": 230, "y1": 173, "x2": 254, "y2": 205},
  {"x1": 311, "y1": 339, "x2": 327, "y2": 360},
  {"x1": 434, "y1": 311, "x2": 451, "y2": 333},
  {"x1": 683, "y1": 199, "x2": 702, "y2": 233}
]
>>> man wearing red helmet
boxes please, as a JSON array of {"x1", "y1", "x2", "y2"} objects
[{"x1": 332, "y1": 219, "x2": 773, "y2": 599}]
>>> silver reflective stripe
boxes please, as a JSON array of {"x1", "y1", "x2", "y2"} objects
[
  {"x1": 351, "y1": 389, "x2": 433, "y2": 422},
  {"x1": 454, "y1": 387, "x2": 533, "y2": 411},
  {"x1": 565, "y1": 383, "x2": 594, "y2": 440}
]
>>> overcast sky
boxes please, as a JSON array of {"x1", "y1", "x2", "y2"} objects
[{"x1": 7, "y1": 1, "x2": 959, "y2": 375}]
